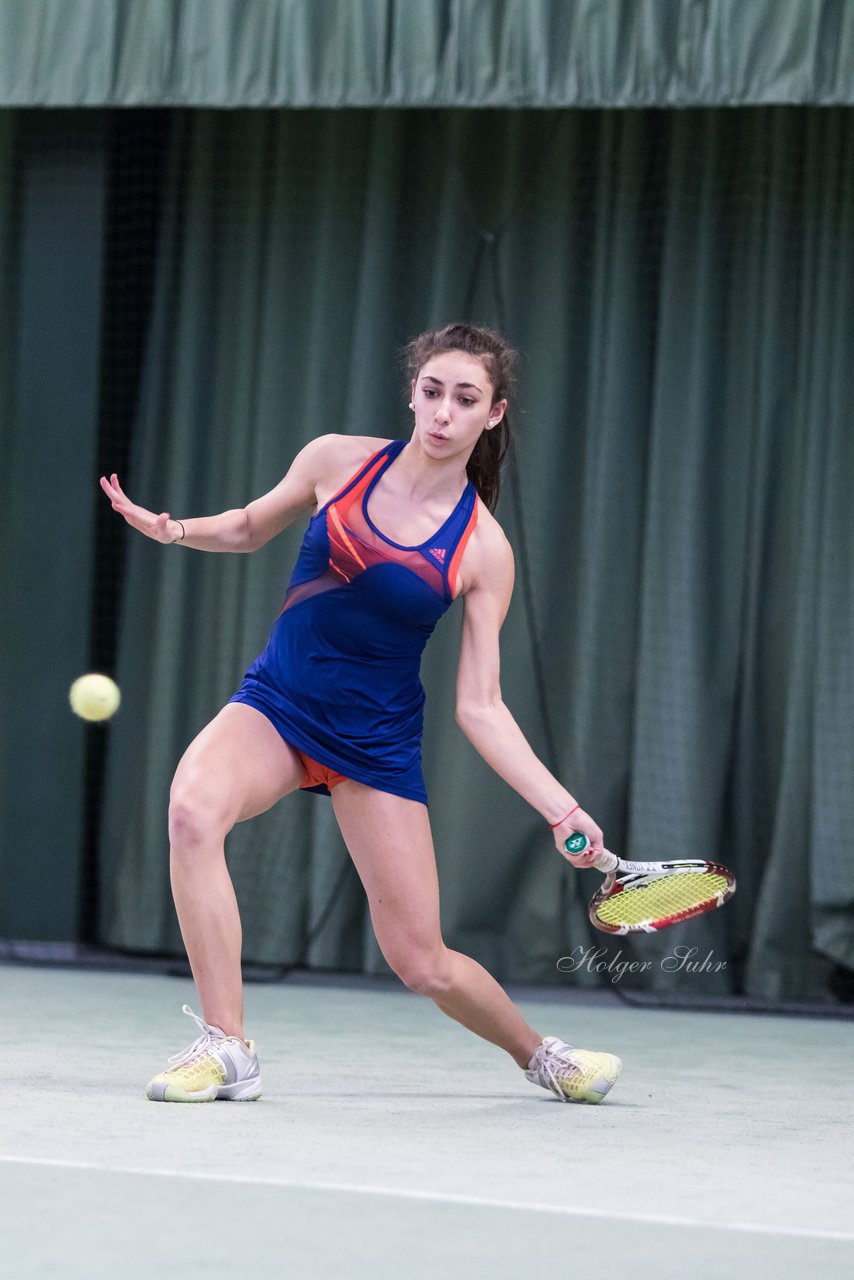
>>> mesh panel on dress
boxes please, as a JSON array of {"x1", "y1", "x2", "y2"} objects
[{"x1": 282, "y1": 453, "x2": 448, "y2": 613}]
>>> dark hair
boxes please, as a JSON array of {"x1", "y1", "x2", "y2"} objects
[{"x1": 403, "y1": 322, "x2": 517, "y2": 513}]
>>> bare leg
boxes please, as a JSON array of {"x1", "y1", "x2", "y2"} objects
[
  {"x1": 332, "y1": 783, "x2": 542, "y2": 1068},
  {"x1": 168, "y1": 703, "x2": 304, "y2": 1038}
]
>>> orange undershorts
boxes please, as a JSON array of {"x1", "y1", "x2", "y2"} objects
[{"x1": 297, "y1": 749, "x2": 349, "y2": 792}]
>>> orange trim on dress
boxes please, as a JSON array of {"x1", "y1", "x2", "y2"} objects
[
  {"x1": 447, "y1": 500, "x2": 479, "y2": 598},
  {"x1": 325, "y1": 446, "x2": 390, "y2": 510},
  {"x1": 327, "y1": 505, "x2": 368, "y2": 572}
]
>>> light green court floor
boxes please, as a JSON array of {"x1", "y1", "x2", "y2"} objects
[{"x1": 2, "y1": 965, "x2": 853, "y2": 1278}]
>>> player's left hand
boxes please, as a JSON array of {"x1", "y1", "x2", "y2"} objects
[{"x1": 553, "y1": 808, "x2": 603, "y2": 867}]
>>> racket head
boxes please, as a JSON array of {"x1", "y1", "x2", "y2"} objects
[{"x1": 588, "y1": 860, "x2": 736, "y2": 935}]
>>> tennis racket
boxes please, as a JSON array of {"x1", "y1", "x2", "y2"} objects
[{"x1": 565, "y1": 833, "x2": 736, "y2": 935}]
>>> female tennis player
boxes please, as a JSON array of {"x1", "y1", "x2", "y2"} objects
[{"x1": 100, "y1": 322, "x2": 622, "y2": 1105}]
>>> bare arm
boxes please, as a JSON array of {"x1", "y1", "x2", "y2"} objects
[
  {"x1": 100, "y1": 434, "x2": 343, "y2": 553},
  {"x1": 455, "y1": 521, "x2": 604, "y2": 866}
]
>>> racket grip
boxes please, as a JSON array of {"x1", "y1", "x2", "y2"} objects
[{"x1": 564, "y1": 834, "x2": 619, "y2": 873}]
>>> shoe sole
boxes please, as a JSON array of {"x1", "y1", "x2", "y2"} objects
[{"x1": 147, "y1": 1076, "x2": 263, "y2": 1103}]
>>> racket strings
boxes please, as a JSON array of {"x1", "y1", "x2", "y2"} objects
[{"x1": 593, "y1": 871, "x2": 731, "y2": 927}]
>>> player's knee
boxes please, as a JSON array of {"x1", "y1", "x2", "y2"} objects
[
  {"x1": 390, "y1": 949, "x2": 454, "y2": 998},
  {"x1": 168, "y1": 787, "x2": 233, "y2": 851}
]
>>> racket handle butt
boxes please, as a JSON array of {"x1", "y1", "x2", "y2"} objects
[{"x1": 565, "y1": 833, "x2": 618, "y2": 873}]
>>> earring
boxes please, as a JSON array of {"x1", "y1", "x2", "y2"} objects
[{"x1": 409, "y1": 402, "x2": 415, "y2": 410}]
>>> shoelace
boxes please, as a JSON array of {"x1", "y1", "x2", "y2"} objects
[
  {"x1": 533, "y1": 1043, "x2": 581, "y2": 1099},
  {"x1": 167, "y1": 1004, "x2": 226, "y2": 1068}
]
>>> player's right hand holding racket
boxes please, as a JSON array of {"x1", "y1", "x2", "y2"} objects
[
  {"x1": 563, "y1": 833, "x2": 736, "y2": 935},
  {"x1": 551, "y1": 808, "x2": 604, "y2": 868}
]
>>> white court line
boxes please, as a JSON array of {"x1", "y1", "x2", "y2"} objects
[{"x1": 1, "y1": 1155, "x2": 852, "y2": 1243}]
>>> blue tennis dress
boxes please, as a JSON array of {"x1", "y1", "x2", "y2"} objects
[{"x1": 230, "y1": 440, "x2": 479, "y2": 804}]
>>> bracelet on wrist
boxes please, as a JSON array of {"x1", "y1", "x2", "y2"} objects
[
  {"x1": 174, "y1": 520, "x2": 186, "y2": 543},
  {"x1": 549, "y1": 803, "x2": 580, "y2": 830}
]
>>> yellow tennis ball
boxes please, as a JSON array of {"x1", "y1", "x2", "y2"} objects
[{"x1": 69, "y1": 673, "x2": 121, "y2": 722}]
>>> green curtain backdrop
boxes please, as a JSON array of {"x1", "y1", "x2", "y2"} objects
[
  {"x1": 92, "y1": 106, "x2": 854, "y2": 1000},
  {"x1": 2, "y1": 0, "x2": 853, "y2": 108},
  {"x1": 0, "y1": 111, "x2": 108, "y2": 941}
]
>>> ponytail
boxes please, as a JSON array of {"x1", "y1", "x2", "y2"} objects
[{"x1": 465, "y1": 416, "x2": 511, "y2": 514}]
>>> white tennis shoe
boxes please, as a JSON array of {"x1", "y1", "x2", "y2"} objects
[
  {"x1": 146, "y1": 1004, "x2": 262, "y2": 1102},
  {"x1": 525, "y1": 1035, "x2": 622, "y2": 1104}
]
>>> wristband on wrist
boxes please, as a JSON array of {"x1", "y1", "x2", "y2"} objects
[{"x1": 549, "y1": 803, "x2": 580, "y2": 830}]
